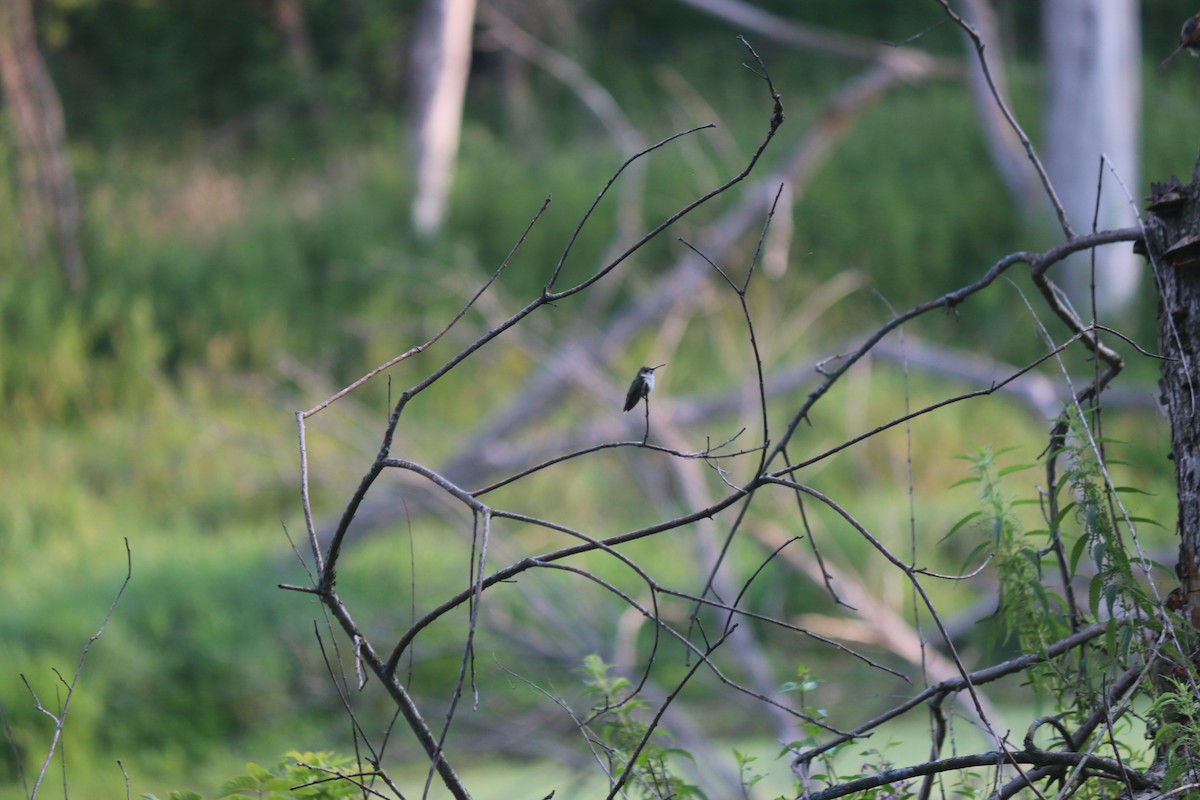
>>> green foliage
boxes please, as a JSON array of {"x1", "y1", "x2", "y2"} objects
[
  {"x1": 1149, "y1": 678, "x2": 1200, "y2": 792},
  {"x1": 733, "y1": 749, "x2": 766, "y2": 797},
  {"x1": 801, "y1": 740, "x2": 915, "y2": 800},
  {"x1": 579, "y1": 655, "x2": 706, "y2": 800},
  {"x1": 953, "y1": 445, "x2": 1069, "y2": 660},
  {"x1": 144, "y1": 751, "x2": 360, "y2": 800},
  {"x1": 951, "y1": 417, "x2": 1168, "y2": 746}
]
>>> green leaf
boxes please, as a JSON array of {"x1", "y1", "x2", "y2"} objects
[
  {"x1": 216, "y1": 774, "x2": 261, "y2": 796},
  {"x1": 960, "y1": 540, "x2": 993, "y2": 573},
  {"x1": 1118, "y1": 621, "x2": 1134, "y2": 658},
  {"x1": 1088, "y1": 574, "x2": 1104, "y2": 618},
  {"x1": 1053, "y1": 501, "x2": 1077, "y2": 528},
  {"x1": 1019, "y1": 546, "x2": 1042, "y2": 569},
  {"x1": 1105, "y1": 583, "x2": 1120, "y2": 617},
  {"x1": 942, "y1": 510, "x2": 983, "y2": 541},
  {"x1": 999, "y1": 461, "x2": 1038, "y2": 477},
  {"x1": 1069, "y1": 534, "x2": 1089, "y2": 575},
  {"x1": 247, "y1": 762, "x2": 275, "y2": 783}
]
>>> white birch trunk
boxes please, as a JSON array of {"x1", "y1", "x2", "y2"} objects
[
  {"x1": 410, "y1": 0, "x2": 477, "y2": 237},
  {"x1": 1042, "y1": 0, "x2": 1141, "y2": 315}
]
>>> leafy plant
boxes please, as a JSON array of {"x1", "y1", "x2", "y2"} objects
[
  {"x1": 579, "y1": 655, "x2": 706, "y2": 800},
  {"x1": 144, "y1": 751, "x2": 362, "y2": 800},
  {"x1": 951, "y1": 446, "x2": 1067, "y2": 658},
  {"x1": 1150, "y1": 676, "x2": 1200, "y2": 792}
]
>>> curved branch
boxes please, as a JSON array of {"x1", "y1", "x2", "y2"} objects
[{"x1": 800, "y1": 748, "x2": 1150, "y2": 800}]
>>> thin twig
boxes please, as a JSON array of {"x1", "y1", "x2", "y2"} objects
[{"x1": 26, "y1": 539, "x2": 132, "y2": 800}]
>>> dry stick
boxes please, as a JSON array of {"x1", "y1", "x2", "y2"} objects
[
  {"x1": 995, "y1": 663, "x2": 1147, "y2": 799},
  {"x1": 799, "y1": 748, "x2": 1149, "y2": 800},
  {"x1": 420, "y1": 507, "x2": 492, "y2": 800},
  {"x1": 369, "y1": 460, "x2": 499, "y2": 788},
  {"x1": 318, "y1": 588, "x2": 471, "y2": 800},
  {"x1": 472, "y1": 431, "x2": 755, "y2": 497},
  {"x1": 291, "y1": 765, "x2": 394, "y2": 800},
  {"x1": 793, "y1": 620, "x2": 1111, "y2": 768},
  {"x1": 641, "y1": 393, "x2": 651, "y2": 444},
  {"x1": 24, "y1": 539, "x2": 131, "y2": 800},
  {"x1": 308, "y1": 621, "x2": 403, "y2": 799}
]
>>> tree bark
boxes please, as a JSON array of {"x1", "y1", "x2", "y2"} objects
[
  {"x1": 409, "y1": 0, "x2": 477, "y2": 237},
  {"x1": 0, "y1": 0, "x2": 85, "y2": 292},
  {"x1": 1042, "y1": 0, "x2": 1140, "y2": 316},
  {"x1": 1146, "y1": 169, "x2": 1200, "y2": 637},
  {"x1": 1139, "y1": 154, "x2": 1200, "y2": 790}
]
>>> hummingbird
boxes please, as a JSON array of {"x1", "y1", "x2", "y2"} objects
[
  {"x1": 623, "y1": 364, "x2": 666, "y2": 412},
  {"x1": 1162, "y1": 11, "x2": 1200, "y2": 68}
]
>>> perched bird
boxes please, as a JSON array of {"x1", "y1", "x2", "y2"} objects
[
  {"x1": 1162, "y1": 11, "x2": 1200, "y2": 68},
  {"x1": 623, "y1": 364, "x2": 666, "y2": 412}
]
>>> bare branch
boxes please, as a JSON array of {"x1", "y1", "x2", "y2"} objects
[{"x1": 25, "y1": 539, "x2": 131, "y2": 800}]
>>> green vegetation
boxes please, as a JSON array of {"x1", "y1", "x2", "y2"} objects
[
  {"x1": 1, "y1": 3, "x2": 1192, "y2": 797},
  {"x1": 147, "y1": 751, "x2": 363, "y2": 800}
]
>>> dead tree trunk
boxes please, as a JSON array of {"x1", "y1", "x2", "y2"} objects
[
  {"x1": 409, "y1": 0, "x2": 477, "y2": 237},
  {"x1": 1143, "y1": 162, "x2": 1200, "y2": 785},
  {"x1": 0, "y1": 0, "x2": 85, "y2": 293},
  {"x1": 1043, "y1": 0, "x2": 1141, "y2": 316},
  {"x1": 1146, "y1": 167, "x2": 1200, "y2": 634}
]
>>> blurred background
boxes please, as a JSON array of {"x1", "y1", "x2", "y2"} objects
[{"x1": 1, "y1": 1, "x2": 1195, "y2": 797}]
